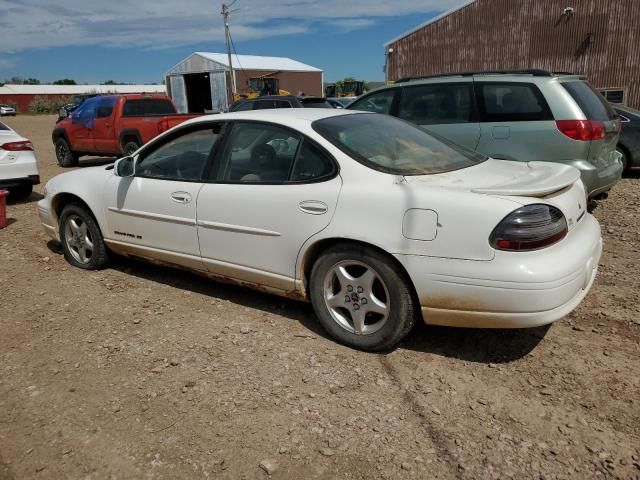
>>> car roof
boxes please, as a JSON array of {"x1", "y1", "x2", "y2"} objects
[{"x1": 185, "y1": 108, "x2": 365, "y2": 126}]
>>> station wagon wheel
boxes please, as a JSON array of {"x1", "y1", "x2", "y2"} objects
[
  {"x1": 323, "y1": 260, "x2": 390, "y2": 335},
  {"x1": 59, "y1": 203, "x2": 109, "y2": 270},
  {"x1": 310, "y1": 244, "x2": 417, "y2": 352}
]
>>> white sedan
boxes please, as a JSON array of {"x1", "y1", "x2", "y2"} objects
[
  {"x1": 0, "y1": 121, "x2": 39, "y2": 198},
  {"x1": 38, "y1": 109, "x2": 602, "y2": 351}
]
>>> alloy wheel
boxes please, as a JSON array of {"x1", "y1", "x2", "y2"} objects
[{"x1": 323, "y1": 260, "x2": 390, "y2": 335}]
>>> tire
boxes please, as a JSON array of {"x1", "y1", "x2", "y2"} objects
[
  {"x1": 616, "y1": 146, "x2": 629, "y2": 172},
  {"x1": 59, "y1": 203, "x2": 109, "y2": 270},
  {"x1": 309, "y1": 244, "x2": 417, "y2": 352},
  {"x1": 9, "y1": 184, "x2": 32, "y2": 200},
  {"x1": 55, "y1": 138, "x2": 79, "y2": 167},
  {"x1": 122, "y1": 141, "x2": 140, "y2": 156}
]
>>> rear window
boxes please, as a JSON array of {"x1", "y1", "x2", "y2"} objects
[
  {"x1": 0, "y1": 122, "x2": 9, "y2": 130},
  {"x1": 562, "y1": 81, "x2": 617, "y2": 121},
  {"x1": 313, "y1": 113, "x2": 486, "y2": 176},
  {"x1": 122, "y1": 99, "x2": 176, "y2": 116}
]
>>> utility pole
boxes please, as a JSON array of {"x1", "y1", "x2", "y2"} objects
[{"x1": 221, "y1": 2, "x2": 237, "y2": 97}]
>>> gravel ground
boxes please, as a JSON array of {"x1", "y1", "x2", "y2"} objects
[{"x1": 0, "y1": 114, "x2": 639, "y2": 480}]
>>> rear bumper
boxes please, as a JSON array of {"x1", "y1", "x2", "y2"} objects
[
  {"x1": 564, "y1": 157, "x2": 623, "y2": 199},
  {"x1": 395, "y1": 214, "x2": 602, "y2": 328},
  {"x1": 0, "y1": 175, "x2": 40, "y2": 188}
]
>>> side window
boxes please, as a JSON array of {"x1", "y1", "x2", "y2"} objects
[
  {"x1": 399, "y1": 83, "x2": 472, "y2": 125},
  {"x1": 96, "y1": 97, "x2": 116, "y2": 118},
  {"x1": 220, "y1": 122, "x2": 301, "y2": 183},
  {"x1": 137, "y1": 126, "x2": 221, "y2": 181},
  {"x1": 254, "y1": 100, "x2": 275, "y2": 110},
  {"x1": 477, "y1": 83, "x2": 553, "y2": 122},
  {"x1": 231, "y1": 101, "x2": 252, "y2": 112},
  {"x1": 349, "y1": 89, "x2": 396, "y2": 114},
  {"x1": 274, "y1": 100, "x2": 293, "y2": 108},
  {"x1": 72, "y1": 97, "x2": 99, "y2": 127},
  {"x1": 291, "y1": 140, "x2": 335, "y2": 181}
]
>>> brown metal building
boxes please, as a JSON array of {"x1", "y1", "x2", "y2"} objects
[
  {"x1": 165, "y1": 52, "x2": 323, "y2": 113},
  {"x1": 385, "y1": 0, "x2": 640, "y2": 108}
]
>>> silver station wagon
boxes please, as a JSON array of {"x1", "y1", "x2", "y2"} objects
[{"x1": 348, "y1": 70, "x2": 623, "y2": 200}]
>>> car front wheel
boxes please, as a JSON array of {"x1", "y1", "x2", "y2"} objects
[
  {"x1": 59, "y1": 204, "x2": 109, "y2": 270},
  {"x1": 55, "y1": 138, "x2": 79, "y2": 167},
  {"x1": 310, "y1": 244, "x2": 417, "y2": 351}
]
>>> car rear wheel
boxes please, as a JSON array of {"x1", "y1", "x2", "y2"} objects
[
  {"x1": 59, "y1": 204, "x2": 109, "y2": 270},
  {"x1": 55, "y1": 138, "x2": 79, "y2": 167},
  {"x1": 122, "y1": 141, "x2": 140, "y2": 156},
  {"x1": 310, "y1": 244, "x2": 417, "y2": 351}
]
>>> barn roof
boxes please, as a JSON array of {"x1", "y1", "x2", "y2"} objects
[
  {"x1": 0, "y1": 84, "x2": 166, "y2": 95},
  {"x1": 385, "y1": 0, "x2": 478, "y2": 46},
  {"x1": 166, "y1": 52, "x2": 322, "y2": 75}
]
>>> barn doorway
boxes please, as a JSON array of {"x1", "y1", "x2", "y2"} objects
[{"x1": 184, "y1": 73, "x2": 213, "y2": 113}]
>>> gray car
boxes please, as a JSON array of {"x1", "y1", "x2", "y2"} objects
[{"x1": 348, "y1": 70, "x2": 623, "y2": 200}]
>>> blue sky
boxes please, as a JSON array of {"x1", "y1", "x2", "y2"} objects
[{"x1": 0, "y1": 1, "x2": 461, "y2": 84}]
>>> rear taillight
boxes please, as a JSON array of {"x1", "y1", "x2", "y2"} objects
[
  {"x1": 556, "y1": 120, "x2": 605, "y2": 141},
  {"x1": 1, "y1": 140, "x2": 34, "y2": 151},
  {"x1": 490, "y1": 204, "x2": 568, "y2": 252}
]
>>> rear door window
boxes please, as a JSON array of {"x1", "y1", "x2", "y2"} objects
[
  {"x1": 476, "y1": 82, "x2": 553, "y2": 122},
  {"x1": 399, "y1": 83, "x2": 472, "y2": 124},
  {"x1": 562, "y1": 81, "x2": 617, "y2": 121},
  {"x1": 122, "y1": 99, "x2": 176, "y2": 116}
]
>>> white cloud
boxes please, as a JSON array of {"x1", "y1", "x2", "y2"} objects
[{"x1": 0, "y1": 0, "x2": 463, "y2": 51}]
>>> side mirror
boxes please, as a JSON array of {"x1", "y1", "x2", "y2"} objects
[{"x1": 114, "y1": 156, "x2": 135, "y2": 177}]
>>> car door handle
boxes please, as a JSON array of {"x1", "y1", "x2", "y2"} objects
[
  {"x1": 299, "y1": 200, "x2": 328, "y2": 215},
  {"x1": 171, "y1": 192, "x2": 192, "y2": 204}
]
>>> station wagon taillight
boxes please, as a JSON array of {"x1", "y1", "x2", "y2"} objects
[
  {"x1": 556, "y1": 120, "x2": 605, "y2": 141},
  {"x1": 490, "y1": 204, "x2": 568, "y2": 251},
  {"x1": 1, "y1": 140, "x2": 34, "y2": 151}
]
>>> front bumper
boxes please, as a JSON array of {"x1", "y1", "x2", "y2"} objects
[
  {"x1": 37, "y1": 197, "x2": 59, "y2": 241},
  {"x1": 395, "y1": 214, "x2": 602, "y2": 328}
]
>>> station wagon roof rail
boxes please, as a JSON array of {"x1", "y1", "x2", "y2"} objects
[{"x1": 394, "y1": 69, "x2": 579, "y2": 83}]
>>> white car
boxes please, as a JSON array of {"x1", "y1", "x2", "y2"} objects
[
  {"x1": 0, "y1": 121, "x2": 39, "y2": 198},
  {"x1": 38, "y1": 110, "x2": 602, "y2": 351},
  {"x1": 0, "y1": 105, "x2": 16, "y2": 116}
]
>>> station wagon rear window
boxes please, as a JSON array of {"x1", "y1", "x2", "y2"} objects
[
  {"x1": 313, "y1": 113, "x2": 486, "y2": 175},
  {"x1": 562, "y1": 81, "x2": 617, "y2": 121},
  {"x1": 123, "y1": 99, "x2": 175, "y2": 116}
]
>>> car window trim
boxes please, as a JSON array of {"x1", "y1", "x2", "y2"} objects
[
  {"x1": 206, "y1": 119, "x2": 340, "y2": 185},
  {"x1": 134, "y1": 121, "x2": 228, "y2": 183}
]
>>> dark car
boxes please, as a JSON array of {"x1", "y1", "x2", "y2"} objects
[
  {"x1": 229, "y1": 95, "x2": 333, "y2": 112},
  {"x1": 613, "y1": 105, "x2": 640, "y2": 171}
]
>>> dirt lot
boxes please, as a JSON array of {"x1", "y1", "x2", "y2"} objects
[{"x1": 0, "y1": 114, "x2": 638, "y2": 480}]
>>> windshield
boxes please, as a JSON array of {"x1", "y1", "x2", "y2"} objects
[{"x1": 312, "y1": 113, "x2": 486, "y2": 175}]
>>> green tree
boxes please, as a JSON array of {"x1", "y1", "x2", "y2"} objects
[
  {"x1": 103, "y1": 80, "x2": 117, "y2": 85},
  {"x1": 24, "y1": 78, "x2": 41, "y2": 85},
  {"x1": 53, "y1": 79, "x2": 77, "y2": 85}
]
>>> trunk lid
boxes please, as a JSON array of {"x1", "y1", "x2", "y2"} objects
[{"x1": 405, "y1": 158, "x2": 588, "y2": 231}]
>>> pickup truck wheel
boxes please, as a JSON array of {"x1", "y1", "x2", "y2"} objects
[
  {"x1": 59, "y1": 204, "x2": 109, "y2": 270},
  {"x1": 122, "y1": 141, "x2": 140, "y2": 156},
  {"x1": 55, "y1": 138, "x2": 79, "y2": 167}
]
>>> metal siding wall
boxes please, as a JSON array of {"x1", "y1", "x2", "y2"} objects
[{"x1": 388, "y1": 0, "x2": 640, "y2": 108}]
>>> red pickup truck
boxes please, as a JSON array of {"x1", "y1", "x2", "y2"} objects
[{"x1": 52, "y1": 94, "x2": 199, "y2": 167}]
